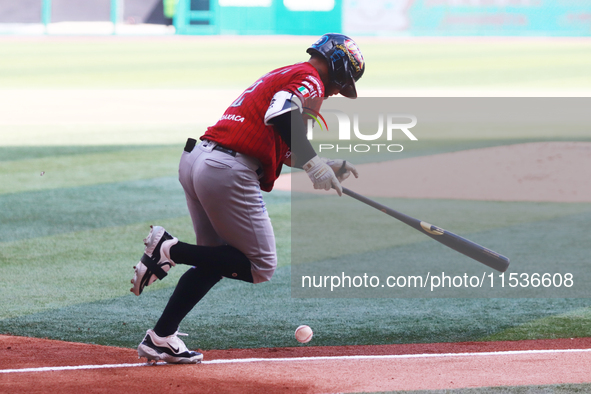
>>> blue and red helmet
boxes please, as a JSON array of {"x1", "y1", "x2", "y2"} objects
[{"x1": 307, "y1": 33, "x2": 365, "y2": 98}]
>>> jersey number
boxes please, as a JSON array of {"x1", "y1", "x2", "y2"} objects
[
  {"x1": 230, "y1": 79, "x2": 264, "y2": 108},
  {"x1": 229, "y1": 68, "x2": 292, "y2": 108}
]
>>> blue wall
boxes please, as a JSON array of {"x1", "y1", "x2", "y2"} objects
[{"x1": 174, "y1": 0, "x2": 341, "y2": 35}]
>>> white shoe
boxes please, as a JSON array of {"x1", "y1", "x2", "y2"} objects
[
  {"x1": 130, "y1": 226, "x2": 178, "y2": 296},
  {"x1": 138, "y1": 329, "x2": 203, "y2": 364}
]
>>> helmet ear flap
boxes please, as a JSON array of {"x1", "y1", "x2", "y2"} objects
[
  {"x1": 340, "y1": 71, "x2": 358, "y2": 98},
  {"x1": 333, "y1": 66, "x2": 357, "y2": 98}
]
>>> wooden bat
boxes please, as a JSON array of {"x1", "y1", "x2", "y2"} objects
[{"x1": 341, "y1": 187, "x2": 510, "y2": 272}]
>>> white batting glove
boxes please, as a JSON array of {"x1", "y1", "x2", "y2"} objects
[
  {"x1": 321, "y1": 158, "x2": 359, "y2": 182},
  {"x1": 303, "y1": 156, "x2": 342, "y2": 196}
]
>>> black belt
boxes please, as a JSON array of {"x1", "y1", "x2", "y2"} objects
[
  {"x1": 213, "y1": 145, "x2": 237, "y2": 157},
  {"x1": 184, "y1": 138, "x2": 262, "y2": 176},
  {"x1": 184, "y1": 138, "x2": 236, "y2": 156}
]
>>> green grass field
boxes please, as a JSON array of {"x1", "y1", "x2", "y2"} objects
[
  {"x1": 1, "y1": 37, "x2": 591, "y2": 360},
  {"x1": 1, "y1": 37, "x2": 590, "y2": 89}
]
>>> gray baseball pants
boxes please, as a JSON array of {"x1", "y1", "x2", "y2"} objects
[{"x1": 178, "y1": 139, "x2": 277, "y2": 284}]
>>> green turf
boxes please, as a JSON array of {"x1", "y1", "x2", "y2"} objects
[
  {"x1": 0, "y1": 145, "x2": 153, "y2": 162},
  {"x1": 291, "y1": 194, "x2": 591, "y2": 266},
  {"x1": 0, "y1": 198, "x2": 290, "y2": 318},
  {"x1": 1, "y1": 37, "x2": 590, "y2": 350},
  {"x1": 291, "y1": 205, "x2": 591, "y2": 299},
  {"x1": 1, "y1": 266, "x2": 590, "y2": 348},
  {"x1": 2, "y1": 142, "x2": 591, "y2": 347},
  {"x1": 0, "y1": 176, "x2": 186, "y2": 241},
  {"x1": 0, "y1": 39, "x2": 589, "y2": 89},
  {"x1": 363, "y1": 41, "x2": 591, "y2": 89},
  {"x1": 0, "y1": 146, "x2": 181, "y2": 195},
  {"x1": 1, "y1": 188, "x2": 590, "y2": 345},
  {"x1": 482, "y1": 307, "x2": 591, "y2": 341}
]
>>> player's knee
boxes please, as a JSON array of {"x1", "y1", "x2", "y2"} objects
[{"x1": 249, "y1": 252, "x2": 277, "y2": 284}]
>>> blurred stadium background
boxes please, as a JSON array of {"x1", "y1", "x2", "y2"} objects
[{"x1": 1, "y1": 0, "x2": 590, "y2": 36}]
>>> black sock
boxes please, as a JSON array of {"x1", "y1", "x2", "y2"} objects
[
  {"x1": 152, "y1": 242, "x2": 254, "y2": 337},
  {"x1": 170, "y1": 242, "x2": 254, "y2": 282},
  {"x1": 153, "y1": 266, "x2": 221, "y2": 337}
]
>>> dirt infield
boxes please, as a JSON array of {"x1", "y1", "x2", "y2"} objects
[
  {"x1": 278, "y1": 142, "x2": 591, "y2": 203},
  {"x1": 2, "y1": 335, "x2": 591, "y2": 393}
]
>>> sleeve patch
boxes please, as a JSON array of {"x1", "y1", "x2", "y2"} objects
[{"x1": 297, "y1": 86, "x2": 311, "y2": 98}]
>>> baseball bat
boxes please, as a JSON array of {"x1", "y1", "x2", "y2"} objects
[{"x1": 341, "y1": 187, "x2": 510, "y2": 272}]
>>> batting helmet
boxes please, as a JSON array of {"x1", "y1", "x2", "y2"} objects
[{"x1": 307, "y1": 33, "x2": 365, "y2": 98}]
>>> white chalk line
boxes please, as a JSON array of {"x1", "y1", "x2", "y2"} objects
[
  {"x1": 0, "y1": 362, "x2": 166, "y2": 374},
  {"x1": 2, "y1": 348, "x2": 591, "y2": 374}
]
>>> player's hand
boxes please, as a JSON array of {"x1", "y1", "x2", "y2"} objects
[
  {"x1": 321, "y1": 158, "x2": 359, "y2": 182},
  {"x1": 303, "y1": 156, "x2": 342, "y2": 196}
]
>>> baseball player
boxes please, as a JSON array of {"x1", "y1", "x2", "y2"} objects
[{"x1": 130, "y1": 33, "x2": 365, "y2": 364}]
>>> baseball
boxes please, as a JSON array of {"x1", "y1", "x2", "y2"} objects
[{"x1": 295, "y1": 325, "x2": 313, "y2": 343}]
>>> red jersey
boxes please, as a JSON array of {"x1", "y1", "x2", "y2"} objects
[{"x1": 202, "y1": 62, "x2": 325, "y2": 192}]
